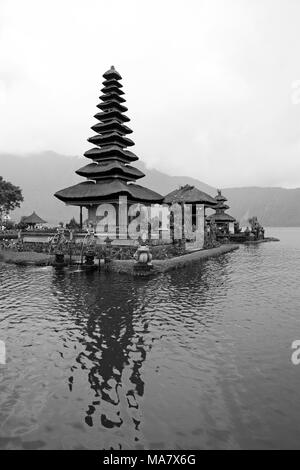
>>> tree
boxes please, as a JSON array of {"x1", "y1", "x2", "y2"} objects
[
  {"x1": 248, "y1": 216, "x2": 259, "y2": 231},
  {"x1": 3, "y1": 219, "x2": 15, "y2": 230},
  {"x1": 16, "y1": 216, "x2": 28, "y2": 230},
  {"x1": 0, "y1": 176, "x2": 23, "y2": 224}
]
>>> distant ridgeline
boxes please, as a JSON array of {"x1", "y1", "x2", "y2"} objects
[
  {"x1": 2, "y1": 152, "x2": 299, "y2": 227},
  {"x1": 220, "y1": 186, "x2": 300, "y2": 227}
]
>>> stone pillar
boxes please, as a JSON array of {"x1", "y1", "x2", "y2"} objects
[
  {"x1": 80, "y1": 206, "x2": 83, "y2": 230},
  {"x1": 85, "y1": 251, "x2": 95, "y2": 266},
  {"x1": 104, "y1": 236, "x2": 113, "y2": 268},
  {"x1": 55, "y1": 252, "x2": 65, "y2": 266}
]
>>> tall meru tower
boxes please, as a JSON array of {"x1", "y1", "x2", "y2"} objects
[{"x1": 54, "y1": 66, "x2": 163, "y2": 234}]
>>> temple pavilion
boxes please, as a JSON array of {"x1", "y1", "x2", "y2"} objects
[
  {"x1": 55, "y1": 66, "x2": 163, "y2": 235},
  {"x1": 164, "y1": 184, "x2": 217, "y2": 226},
  {"x1": 206, "y1": 190, "x2": 236, "y2": 233},
  {"x1": 22, "y1": 212, "x2": 47, "y2": 229},
  {"x1": 164, "y1": 184, "x2": 218, "y2": 249}
]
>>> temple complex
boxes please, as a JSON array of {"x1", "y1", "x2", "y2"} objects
[
  {"x1": 55, "y1": 66, "x2": 163, "y2": 236},
  {"x1": 206, "y1": 190, "x2": 236, "y2": 235}
]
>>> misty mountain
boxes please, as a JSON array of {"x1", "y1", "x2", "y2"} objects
[
  {"x1": 221, "y1": 187, "x2": 300, "y2": 227},
  {"x1": 138, "y1": 162, "x2": 300, "y2": 226},
  {"x1": 1, "y1": 152, "x2": 299, "y2": 226}
]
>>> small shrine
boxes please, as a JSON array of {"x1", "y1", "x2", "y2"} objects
[
  {"x1": 206, "y1": 190, "x2": 236, "y2": 237},
  {"x1": 21, "y1": 212, "x2": 47, "y2": 229}
]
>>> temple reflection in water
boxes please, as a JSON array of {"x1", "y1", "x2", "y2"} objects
[{"x1": 50, "y1": 253, "x2": 231, "y2": 448}]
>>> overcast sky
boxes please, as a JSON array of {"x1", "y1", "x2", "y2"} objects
[{"x1": 1, "y1": 0, "x2": 300, "y2": 188}]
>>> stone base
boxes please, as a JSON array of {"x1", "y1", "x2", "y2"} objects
[
  {"x1": 133, "y1": 263, "x2": 154, "y2": 276},
  {"x1": 53, "y1": 253, "x2": 66, "y2": 267},
  {"x1": 85, "y1": 254, "x2": 95, "y2": 265}
]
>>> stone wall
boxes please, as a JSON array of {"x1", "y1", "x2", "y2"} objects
[{"x1": 19, "y1": 239, "x2": 186, "y2": 260}]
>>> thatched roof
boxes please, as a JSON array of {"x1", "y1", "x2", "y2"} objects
[
  {"x1": 216, "y1": 203, "x2": 229, "y2": 211},
  {"x1": 54, "y1": 180, "x2": 163, "y2": 204},
  {"x1": 22, "y1": 212, "x2": 46, "y2": 225},
  {"x1": 103, "y1": 65, "x2": 122, "y2": 80},
  {"x1": 164, "y1": 184, "x2": 217, "y2": 206},
  {"x1": 207, "y1": 212, "x2": 236, "y2": 222},
  {"x1": 215, "y1": 189, "x2": 227, "y2": 202},
  {"x1": 76, "y1": 162, "x2": 145, "y2": 180},
  {"x1": 84, "y1": 146, "x2": 138, "y2": 162}
]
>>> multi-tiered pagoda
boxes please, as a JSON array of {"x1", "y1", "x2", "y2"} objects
[
  {"x1": 55, "y1": 66, "x2": 163, "y2": 232},
  {"x1": 206, "y1": 190, "x2": 236, "y2": 233}
]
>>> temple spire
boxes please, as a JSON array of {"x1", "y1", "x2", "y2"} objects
[
  {"x1": 80, "y1": 65, "x2": 142, "y2": 180},
  {"x1": 54, "y1": 66, "x2": 163, "y2": 206}
]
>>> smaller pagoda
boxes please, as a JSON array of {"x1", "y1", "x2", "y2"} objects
[
  {"x1": 206, "y1": 190, "x2": 236, "y2": 235},
  {"x1": 21, "y1": 212, "x2": 47, "y2": 229}
]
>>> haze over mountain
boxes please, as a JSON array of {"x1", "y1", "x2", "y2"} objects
[{"x1": 1, "y1": 152, "x2": 299, "y2": 226}]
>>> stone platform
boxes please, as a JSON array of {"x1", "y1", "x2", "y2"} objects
[
  {"x1": 110, "y1": 244, "x2": 239, "y2": 276},
  {"x1": 0, "y1": 244, "x2": 239, "y2": 275}
]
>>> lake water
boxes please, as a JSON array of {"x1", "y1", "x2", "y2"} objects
[{"x1": 0, "y1": 228, "x2": 300, "y2": 450}]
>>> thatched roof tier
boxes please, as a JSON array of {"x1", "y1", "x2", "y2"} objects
[
  {"x1": 103, "y1": 65, "x2": 122, "y2": 80},
  {"x1": 94, "y1": 110, "x2": 130, "y2": 123},
  {"x1": 164, "y1": 185, "x2": 217, "y2": 207},
  {"x1": 55, "y1": 180, "x2": 163, "y2": 204},
  {"x1": 215, "y1": 189, "x2": 227, "y2": 202},
  {"x1": 91, "y1": 120, "x2": 133, "y2": 135},
  {"x1": 100, "y1": 92, "x2": 126, "y2": 103},
  {"x1": 101, "y1": 85, "x2": 125, "y2": 95},
  {"x1": 84, "y1": 146, "x2": 139, "y2": 162},
  {"x1": 97, "y1": 100, "x2": 128, "y2": 113},
  {"x1": 76, "y1": 162, "x2": 145, "y2": 181},
  {"x1": 207, "y1": 189, "x2": 235, "y2": 224},
  {"x1": 207, "y1": 213, "x2": 236, "y2": 223},
  {"x1": 216, "y1": 203, "x2": 229, "y2": 211},
  {"x1": 22, "y1": 212, "x2": 46, "y2": 225},
  {"x1": 87, "y1": 132, "x2": 134, "y2": 148},
  {"x1": 102, "y1": 80, "x2": 123, "y2": 89}
]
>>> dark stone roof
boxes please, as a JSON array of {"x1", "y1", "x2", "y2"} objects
[{"x1": 164, "y1": 184, "x2": 217, "y2": 206}]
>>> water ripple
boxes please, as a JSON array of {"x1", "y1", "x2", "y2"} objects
[{"x1": 1, "y1": 228, "x2": 300, "y2": 449}]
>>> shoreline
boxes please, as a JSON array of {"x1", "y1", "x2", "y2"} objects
[
  {"x1": 0, "y1": 250, "x2": 52, "y2": 266},
  {"x1": 110, "y1": 244, "x2": 240, "y2": 275},
  {"x1": 243, "y1": 237, "x2": 280, "y2": 246},
  {"x1": 0, "y1": 244, "x2": 239, "y2": 273}
]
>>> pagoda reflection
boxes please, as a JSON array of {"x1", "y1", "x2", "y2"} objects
[
  {"x1": 50, "y1": 257, "x2": 231, "y2": 448},
  {"x1": 51, "y1": 269, "x2": 150, "y2": 444}
]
